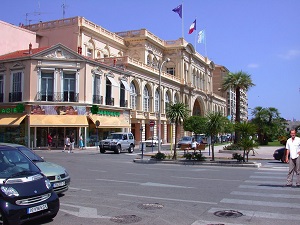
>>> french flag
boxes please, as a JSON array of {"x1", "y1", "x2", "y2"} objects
[{"x1": 188, "y1": 19, "x2": 196, "y2": 34}]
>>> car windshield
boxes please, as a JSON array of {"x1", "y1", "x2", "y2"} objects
[
  {"x1": 18, "y1": 146, "x2": 44, "y2": 162},
  {"x1": 182, "y1": 137, "x2": 192, "y2": 141},
  {"x1": 0, "y1": 148, "x2": 40, "y2": 179},
  {"x1": 107, "y1": 134, "x2": 123, "y2": 139}
]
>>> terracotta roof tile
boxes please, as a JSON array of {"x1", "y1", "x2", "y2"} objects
[{"x1": 0, "y1": 46, "x2": 49, "y2": 60}]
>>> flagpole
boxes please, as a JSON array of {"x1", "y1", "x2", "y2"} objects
[
  {"x1": 182, "y1": 2, "x2": 184, "y2": 39},
  {"x1": 204, "y1": 29, "x2": 207, "y2": 57},
  {"x1": 194, "y1": 17, "x2": 197, "y2": 51}
]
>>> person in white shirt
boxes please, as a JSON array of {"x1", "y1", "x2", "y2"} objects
[
  {"x1": 191, "y1": 138, "x2": 198, "y2": 154},
  {"x1": 285, "y1": 129, "x2": 300, "y2": 187}
]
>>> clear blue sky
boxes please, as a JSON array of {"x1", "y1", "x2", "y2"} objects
[{"x1": 2, "y1": 0, "x2": 300, "y2": 120}]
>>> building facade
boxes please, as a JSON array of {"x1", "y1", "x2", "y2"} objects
[{"x1": 0, "y1": 16, "x2": 228, "y2": 148}]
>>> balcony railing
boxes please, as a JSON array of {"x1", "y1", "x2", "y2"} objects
[
  {"x1": 9, "y1": 92, "x2": 22, "y2": 102},
  {"x1": 93, "y1": 95, "x2": 103, "y2": 104},
  {"x1": 105, "y1": 98, "x2": 114, "y2": 106},
  {"x1": 120, "y1": 99, "x2": 128, "y2": 107},
  {"x1": 36, "y1": 92, "x2": 79, "y2": 102}
]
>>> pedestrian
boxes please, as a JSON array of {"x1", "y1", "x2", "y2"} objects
[
  {"x1": 47, "y1": 133, "x2": 52, "y2": 150},
  {"x1": 63, "y1": 135, "x2": 70, "y2": 152},
  {"x1": 79, "y1": 134, "x2": 84, "y2": 150},
  {"x1": 69, "y1": 133, "x2": 75, "y2": 153},
  {"x1": 191, "y1": 138, "x2": 198, "y2": 154},
  {"x1": 285, "y1": 129, "x2": 300, "y2": 187}
]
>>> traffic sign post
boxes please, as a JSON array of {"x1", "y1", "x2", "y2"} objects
[{"x1": 149, "y1": 120, "x2": 155, "y2": 152}]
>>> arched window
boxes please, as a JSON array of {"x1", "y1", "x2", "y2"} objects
[
  {"x1": 143, "y1": 86, "x2": 150, "y2": 112},
  {"x1": 165, "y1": 92, "x2": 170, "y2": 113},
  {"x1": 130, "y1": 82, "x2": 137, "y2": 109}
]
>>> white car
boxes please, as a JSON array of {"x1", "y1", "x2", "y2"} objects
[{"x1": 144, "y1": 137, "x2": 162, "y2": 147}]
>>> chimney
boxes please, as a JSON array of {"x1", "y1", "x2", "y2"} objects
[{"x1": 29, "y1": 43, "x2": 32, "y2": 54}]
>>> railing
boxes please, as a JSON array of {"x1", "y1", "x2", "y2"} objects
[
  {"x1": 0, "y1": 93, "x2": 3, "y2": 102},
  {"x1": 105, "y1": 98, "x2": 114, "y2": 106},
  {"x1": 36, "y1": 92, "x2": 79, "y2": 102},
  {"x1": 93, "y1": 95, "x2": 103, "y2": 104},
  {"x1": 120, "y1": 99, "x2": 128, "y2": 108},
  {"x1": 9, "y1": 92, "x2": 22, "y2": 102}
]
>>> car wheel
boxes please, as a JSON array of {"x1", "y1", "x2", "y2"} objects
[
  {"x1": 128, "y1": 145, "x2": 134, "y2": 153},
  {"x1": 115, "y1": 145, "x2": 121, "y2": 154},
  {"x1": 100, "y1": 148, "x2": 105, "y2": 154},
  {"x1": 0, "y1": 211, "x2": 8, "y2": 225}
]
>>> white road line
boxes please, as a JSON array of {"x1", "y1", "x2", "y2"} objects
[
  {"x1": 239, "y1": 184, "x2": 300, "y2": 191},
  {"x1": 231, "y1": 190, "x2": 300, "y2": 199},
  {"x1": 255, "y1": 171, "x2": 286, "y2": 175},
  {"x1": 118, "y1": 193, "x2": 217, "y2": 205},
  {"x1": 249, "y1": 175, "x2": 285, "y2": 179},
  {"x1": 69, "y1": 187, "x2": 92, "y2": 191},
  {"x1": 208, "y1": 207, "x2": 300, "y2": 220},
  {"x1": 221, "y1": 198, "x2": 300, "y2": 208},
  {"x1": 244, "y1": 180, "x2": 283, "y2": 184},
  {"x1": 172, "y1": 176, "x2": 241, "y2": 182},
  {"x1": 96, "y1": 178, "x2": 195, "y2": 188},
  {"x1": 191, "y1": 220, "x2": 244, "y2": 225}
]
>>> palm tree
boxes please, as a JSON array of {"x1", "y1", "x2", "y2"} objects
[
  {"x1": 235, "y1": 122, "x2": 258, "y2": 162},
  {"x1": 222, "y1": 71, "x2": 255, "y2": 143},
  {"x1": 166, "y1": 102, "x2": 189, "y2": 160},
  {"x1": 205, "y1": 112, "x2": 227, "y2": 161}
]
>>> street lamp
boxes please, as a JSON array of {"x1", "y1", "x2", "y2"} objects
[
  {"x1": 95, "y1": 120, "x2": 100, "y2": 149},
  {"x1": 140, "y1": 126, "x2": 144, "y2": 159},
  {"x1": 148, "y1": 50, "x2": 170, "y2": 153}
]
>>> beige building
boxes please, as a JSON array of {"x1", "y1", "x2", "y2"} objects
[{"x1": 0, "y1": 16, "x2": 227, "y2": 148}]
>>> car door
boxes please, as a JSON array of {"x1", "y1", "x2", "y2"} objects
[{"x1": 121, "y1": 134, "x2": 130, "y2": 150}]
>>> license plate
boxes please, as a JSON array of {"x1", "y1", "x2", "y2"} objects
[
  {"x1": 27, "y1": 203, "x2": 48, "y2": 214},
  {"x1": 53, "y1": 181, "x2": 65, "y2": 188}
]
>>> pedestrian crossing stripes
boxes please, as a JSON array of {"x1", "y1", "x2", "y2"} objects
[{"x1": 205, "y1": 168, "x2": 300, "y2": 224}]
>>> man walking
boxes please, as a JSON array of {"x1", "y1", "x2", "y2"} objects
[{"x1": 285, "y1": 129, "x2": 300, "y2": 187}]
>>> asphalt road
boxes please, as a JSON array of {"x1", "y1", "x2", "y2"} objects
[{"x1": 27, "y1": 149, "x2": 298, "y2": 225}]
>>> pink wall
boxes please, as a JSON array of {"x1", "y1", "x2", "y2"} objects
[{"x1": 0, "y1": 20, "x2": 39, "y2": 55}]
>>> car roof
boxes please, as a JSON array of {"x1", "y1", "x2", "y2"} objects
[
  {"x1": 0, "y1": 145, "x2": 19, "y2": 151},
  {"x1": 0, "y1": 142, "x2": 23, "y2": 148}
]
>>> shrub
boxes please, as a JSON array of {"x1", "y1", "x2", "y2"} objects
[
  {"x1": 223, "y1": 143, "x2": 241, "y2": 150},
  {"x1": 151, "y1": 152, "x2": 166, "y2": 160},
  {"x1": 193, "y1": 152, "x2": 206, "y2": 161},
  {"x1": 183, "y1": 153, "x2": 193, "y2": 160},
  {"x1": 232, "y1": 153, "x2": 244, "y2": 162}
]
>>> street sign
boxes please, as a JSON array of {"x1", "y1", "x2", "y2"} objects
[{"x1": 149, "y1": 120, "x2": 155, "y2": 127}]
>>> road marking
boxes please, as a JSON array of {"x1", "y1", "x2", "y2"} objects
[
  {"x1": 244, "y1": 180, "x2": 283, "y2": 185},
  {"x1": 118, "y1": 193, "x2": 217, "y2": 205},
  {"x1": 239, "y1": 184, "x2": 300, "y2": 191},
  {"x1": 173, "y1": 176, "x2": 241, "y2": 182},
  {"x1": 69, "y1": 187, "x2": 92, "y2": 191},
  {"x1": 231, "y1": 190, "x2": 300, "y2": 199},
  {"x1": 255, "y1": 171, "x2": 287, "y2": 175},
  {"x1": 88, "y1": 169, "x2": 107, "y2": 172},
  {"x1": 221, "y1": 198, "x2": 300, "y2": 208},
  {"x1": 191, "y1": 220, "x2": 244, "y2": 225},
  {"x1": 208, "y1": 207, "x2": 300, "y2": 220},
  {"x1": 96, "y1": 178, "x2": 195, "y2": 188},
  {"x1": 249, "y1": 175, "x2": 285, "y2": 179},
  {"x1": 60, "y1": 203, "x2": 110, "y2": 219}
]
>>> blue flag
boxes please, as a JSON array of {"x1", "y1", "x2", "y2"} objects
[{"x1": 172, "y1": 4, "x2": 182, "y2": 18}]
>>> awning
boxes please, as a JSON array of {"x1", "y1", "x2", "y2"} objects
[
  {"x1": 120, "y1": 80, "x2": 131, "y2": 91},
  {"x1": 107, "y1": 76, "x2": 119, "y2": 87},
  {"x1": 89, "y1": 115, "x2": 130, "y2": 128},
  {"x1": 30, "y1": 115, "x2": 88, "y2": 127},
  {"x1": 0, "y1": 114, "x2": 26, "y2": 126}
]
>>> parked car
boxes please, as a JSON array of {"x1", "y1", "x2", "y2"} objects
[
  {"x1": 99, "y1": 132, "x2": 135, "y2": 154},
  {"x1": 144, "y1": 137, "x2": 162, "y2": 147},
  {"x1": 177, "y1": 136, "x2": 193, "y2": 148},
  {"x1": 273, "y1": 147, "x2": 289, "y2": 163},
  {"x1": 0, "y1": 145, "x2": 59, "y2": 225},
  {"x1": 0, "y1": 143, "x2": 70, "y2": 194}
]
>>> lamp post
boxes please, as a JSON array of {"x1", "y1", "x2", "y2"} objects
[
  {"x1": 140, "y1": 126, "x2": 144, "y2": 159},
  {"x1": 148, "y1": 50, "x2": 170, "y2": 153},
  {"x1": 95, "y1": 120, "x2": 100, "y2": 150}
]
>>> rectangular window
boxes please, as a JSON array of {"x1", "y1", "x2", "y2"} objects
[
  {"x1": 167, "y1": 67, "x2": 175, "y2": 76},
  {"x1": 41, "y1": 72, "x2": 54, "y2": 101},
  {"x1": 93, "y1": 75, "x2": 101, "y2": 104},
  {"x1": 0, "y1": 75, "x2": 3, "y2": 102},
  {"x1": 63, "y1": 73, "x2": 76, "y2": 102},
  {"x1": 9, "y1": 71, "x2": 22, "y2": 102}
]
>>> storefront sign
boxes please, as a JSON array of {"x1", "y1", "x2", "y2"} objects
[
  {"x1": 97, "y1": 110, "x2": 120, "y2": 117},
  {"x1": 0, "y1": 104, "x2": 25, "y2": 114}
]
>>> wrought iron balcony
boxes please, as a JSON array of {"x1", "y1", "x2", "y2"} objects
[
  {"x1": 120, "y1": 99, "x2": 128, "y2": 107},
  {"x1": 93, "y1": 95, "x2": 103, "y2": 104},
  {"x1": 36, "y1": 92, "x2": 79, "y2": 102},
  {"x1": 105, "y1": 98, "x2": 114, "y2": 106},
  {"x1": 9, "y1": 92, "x2": 22, "y2": 102}
]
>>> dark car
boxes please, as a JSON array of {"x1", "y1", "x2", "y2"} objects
[
  {"x1": 0, "y1": 145, "x2": 59, "y2": 225},
  {"x1": 273, "y1": 147, "x2": 289, "y2": 163},
  {"x1": 0, "y1": 143, "x2": 70, "y2": 195}
]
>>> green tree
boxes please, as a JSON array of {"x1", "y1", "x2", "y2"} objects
[
  {"x1": 235, "y1": 122, "x2": 258, "y2": 162},
  {"x1": 250, "y1": 106, "x2": 286, "y2": 145},
  {"x1": 166, "y1": 102, "x2": 190, "y2": 160},
  {"x1": 205, "y1": 112, "x2": 228, "y2": 161},
  {"x1": 222, "y1": 71, "x2": 255, "y2": 143},
  {"x1": 183, "y1": 116, "x2": 207, "y2": 136}
]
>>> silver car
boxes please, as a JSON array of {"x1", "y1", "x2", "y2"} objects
[
  {"x1": 0, "y1": 143, "x2": 70, "y2": 194},
  {"x1": 177, "y1": 136, "x2": 193, "y2": 148}
]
